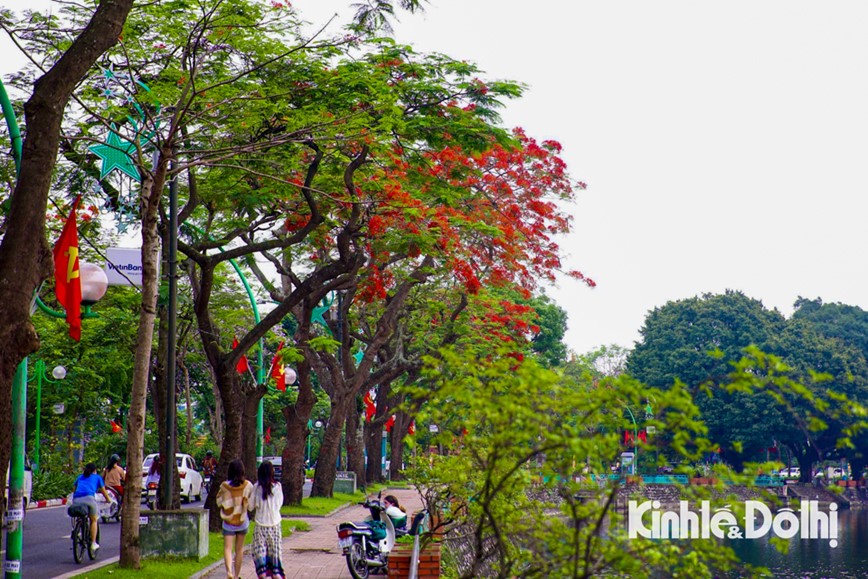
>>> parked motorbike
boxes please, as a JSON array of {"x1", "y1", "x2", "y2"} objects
[
  {"x1": 145, "y1": 481, "x2": 158, "y2": 510},
  {"x1": 336, "y1": 492, "x2": 407, "y2": 579}
]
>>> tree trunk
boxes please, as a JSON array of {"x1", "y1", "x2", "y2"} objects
[
  {"x1": 364, "y1": 422, "x2": 384, "y2": 484},
  {"x1": 346, "y1": 397, "x2": 365, "y2": 484},
  {"x1": 389, "y1": 437, "x2": 405, "y2": 481},
  {"x1": 0, "y1": 0, "x2": 134, "y2": 549},
  {"x1": 389, "y1": 420, "x2": 409, "y2": 482},
  {"x1": 281, "y1": 405, "x2": 310, "y2": 505},
  {"x1": 310, "y1": 391, "x2": 356, "y2": 497},
  {"x1": 280, "y1": 355, "x2": 316, "y2": 505},
  {"x1": 120, "y1": 166, "x2": 165, "y2": 567},
  {"x1": 241, "y1": 388, "x2": 263, "y2": 480},
  {"x1": 204, "y1": 369, "x2": 245, "y2": 532},
  {"x1": 179, "y1": 354, "x2": 193, "y2": 448},
  {"x1": 208, "y1": 365, "x2": 224, "y2": 449}
]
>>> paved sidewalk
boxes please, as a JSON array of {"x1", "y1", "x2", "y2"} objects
[{"x1": 200, "y1": 487, "x2": 425, "y2": 579}]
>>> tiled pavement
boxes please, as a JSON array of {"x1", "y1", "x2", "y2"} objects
[{"x1": 198, "y1": 487, "x2": 425, "y2": 579}]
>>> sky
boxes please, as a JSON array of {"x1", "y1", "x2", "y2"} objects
[{"x1": 3, "y1": 1, "x2": 868, "y2": 355}]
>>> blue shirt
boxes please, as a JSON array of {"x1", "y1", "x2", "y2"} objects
[{"x1": 73, "y1": 473, "x2": 105, "y2": 498}]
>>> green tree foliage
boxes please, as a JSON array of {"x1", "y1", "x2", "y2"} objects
[
  {"x1": 627, "y1": 291, "x2": 786, "y2": 470},
  {"x1": 627, "y1": 291, "x2": 868, "y2": 479},
  {"x1": 406, "y1": 346, "x2": 770, "y2": 578},
  {"x1": 30, "y1": 286, "x2": 139, "y2": 472},
  {"x1": 791, "y1": 297, "x2": 868, "y2": 478},
  {"x1": 527, "y1": 294, "x2": 568, "y2": 367}
]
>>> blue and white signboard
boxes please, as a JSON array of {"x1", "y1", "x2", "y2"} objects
[{"x1": 105, "y1": 247, "x2": 149, "y2": 287}]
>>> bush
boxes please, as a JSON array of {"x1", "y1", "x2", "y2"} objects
[{"x1": 33, "y1": 469, "x2": 76, "y2": 501}]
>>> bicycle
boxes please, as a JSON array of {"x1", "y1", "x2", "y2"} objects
[{"x1": 68, "y1": 504, "x2": 100, "y2": 563}]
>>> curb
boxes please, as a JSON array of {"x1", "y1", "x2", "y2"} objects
[
  {"x1": 28, "y1": 497, "x2": 68, "y2": 509},
  {"x1": 53, "y1": 555, "x2": 119, "y2": 579}
]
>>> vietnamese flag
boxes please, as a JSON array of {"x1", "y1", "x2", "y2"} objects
[
  {"x1": 269, "y1": 341, "x2": 286, "y2": 391},
  {"x1": 385, "y1": 415, "x2": 395, "y2": 432},
  {"x1": 407, "y1": 420, "x2": 416, "y2": 436},
  {"x1": 363, "y1": 390, "x2": 376, "y2": 423},
  {"x1": 110, "y1": 419, "x2": 122, "y2": 434},
  {"x1": 53, "y1": 197, "x2": 82, "y2": 341},
  {"x1": 232, "y1": 337, "x2": 250, "y2": 374}
]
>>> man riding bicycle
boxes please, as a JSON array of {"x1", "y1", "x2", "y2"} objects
[{"x1": 72, "y1": 463, "x2": 115, "y2": 552}]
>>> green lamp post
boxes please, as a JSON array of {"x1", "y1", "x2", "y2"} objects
[{"x1": 31, "y1": 361, "x2": 67, "y2": 474}]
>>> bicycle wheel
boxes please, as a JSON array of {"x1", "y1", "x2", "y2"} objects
[{"x1": 72, "y1": 519, "x2": 86, "y2": 563}]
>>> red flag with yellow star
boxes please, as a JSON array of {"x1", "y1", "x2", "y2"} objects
[
  {"x1": 269, "y1": 341, "x2": 286, "y2": 391},
  {"x1": 53, "y1": 197, "x2": 82, "y2": 341}
]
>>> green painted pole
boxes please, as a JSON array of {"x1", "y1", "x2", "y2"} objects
[
  {"x1": 5, "y1": 361, "x2": 28, "y2": 578},
  {"x1": 32, "y1": 361, "x2": 44, "y2": 473},
  {"x1": 2, "y1": 75, "x2": 25, "y2": 579},
  {"x1": 0, "y1": 80, "x2": 22, "y2": 168},
  {"x1": 623, "y1": 405, "x2": 638, "y2": 475}
]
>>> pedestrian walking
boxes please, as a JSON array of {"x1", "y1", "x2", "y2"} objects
[
  {"x1": 217, "y1": 459, "x2": 254, "y2": 579},
  {"x1": 249, "y1": 460, "x2": 285, "y2": 578}
]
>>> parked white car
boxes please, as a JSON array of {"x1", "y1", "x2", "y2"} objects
[
  {"x1": 777, "y1": 467, "x2": 800, "y2": 478},
  {"x1": 141, "y1": 453, "x2": 204, "y2": 503},
  {"x1": 5, "y1": 456, "x2": 32, "y2": 511}
]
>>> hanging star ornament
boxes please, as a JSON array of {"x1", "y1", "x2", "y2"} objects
[{"x1": 89, "y1": 124, "x2": 141, "y2": 181}]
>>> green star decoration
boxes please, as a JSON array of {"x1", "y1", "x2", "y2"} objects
[{"x1": 89, "y1": 124, "x2": 141, "y2": 182}]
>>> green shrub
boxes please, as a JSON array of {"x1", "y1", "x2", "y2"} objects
[{"x1": 33, "y1": 469, "x2": 76, "y2": 501}]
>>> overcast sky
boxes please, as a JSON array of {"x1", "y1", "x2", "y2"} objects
[{"x1": 4, "y1": 1, "x2": 868, "y2": 355}]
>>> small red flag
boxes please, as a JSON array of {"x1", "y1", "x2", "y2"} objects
[
  {"x1": 110, "y1": 419, "x2": 122, "y2": 434},
  {"x1": 265, "y1": 427, "x2": 272, "y2": 444},
  {"x1": 53, "y1": 197, "x2": 82, "y2": 341},
  {"x1": 269, "y1": 341, "x2": 286, "y2": 391},
  {"x1": 407, "y1": 420, "x2": 415, "y2": 435},
  {"x1": 385, "y1": 415, "x2": 395, "y2": 432},
  {"x1": 364, "y1": 390, "x2": 376, "y2": 422},
  {"x1": 232, "y1": 337, "x2": 249, "y2": 374}
]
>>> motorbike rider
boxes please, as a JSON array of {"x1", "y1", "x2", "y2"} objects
[
  {"x1": 202, "y1": 450, "x2": 217, "y2": 478},
  {"x1": 102, "y1": 454, "x2": 125, "y2": 497}
]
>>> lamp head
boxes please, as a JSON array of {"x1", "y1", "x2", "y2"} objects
[
  {"x1": 51, "y1": 365, "x2": 67, "y2": 380},
  {"x1": 80, "y1": 262, "x2": 108, "y2": 306},
  {"x1": 285, "y1": 367, "x2": 297, "y2": 385}
]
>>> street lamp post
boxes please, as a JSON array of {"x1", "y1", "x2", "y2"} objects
[
  {"x1": 32, "y1": 362, "x2": 67, "y2": 473},
  {"x1": 306, "y1": 419, "x2": 323, "y2": 467},
  {"x1": 621, "y1": 405, "x2": 638, "y2": 476}
]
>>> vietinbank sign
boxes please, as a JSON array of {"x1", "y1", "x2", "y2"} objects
[
  {"x1": 105, "y1": 247, "x2": 153, "y2": 287},
  {"x1": 628, "y1": 500, "x2": 838, "y2": 547}
]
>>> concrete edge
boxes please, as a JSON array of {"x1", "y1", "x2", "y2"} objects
[
  {"x1": 53, "y1": 555, "x2": 119, "y2": 579},
  {"x1": 28, "y1": 496, "x2": 69, "y2": 510}
]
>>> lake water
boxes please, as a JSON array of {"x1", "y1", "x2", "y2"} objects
[{"x1": 729, "y1": 508, "x2": 868, "y2": 578}]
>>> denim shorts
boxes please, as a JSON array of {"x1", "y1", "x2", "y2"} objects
[
  {"x1": 72, "y1": 495, "x2": 98, "y2": 516},
  {"x1": 222, "y1": 521, "x2": 249, "y2": 536}
]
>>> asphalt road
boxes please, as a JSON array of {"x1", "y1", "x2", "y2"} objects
[{"x1": 2, "y1": 497, "x2": 204, "y2": 578}]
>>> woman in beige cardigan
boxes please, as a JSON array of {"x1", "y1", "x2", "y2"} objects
[{"x1": 217, "y1": 459, "x2": 254, "y2": 579}]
